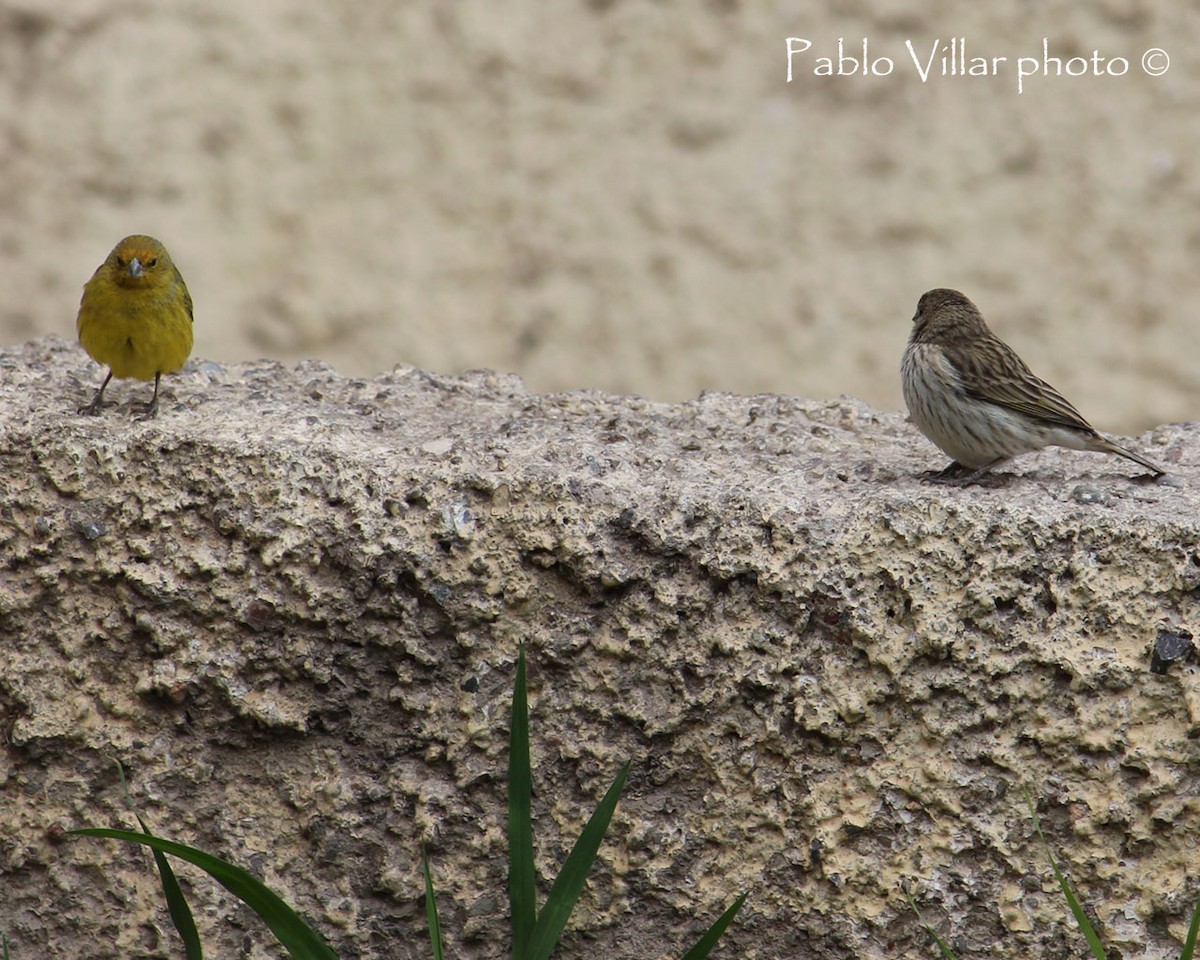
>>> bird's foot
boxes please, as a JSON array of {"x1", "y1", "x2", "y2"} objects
[
  {"x1": 133, "y1": 399, "x2": 160, "y2": 422},
  {"x1": 78, "y1": 397, "x2": 112, "y2": 416},
  {"x1": 919, "y1": 461, "x2": 973, "y2": 484},
  {"x1": 919, "y1": 461, "x2": 1005, "y2": 487}
]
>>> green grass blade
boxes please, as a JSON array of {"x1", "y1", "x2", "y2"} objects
[
  {"x1": 135, "y1": 814, "x2": 203, "y2": 960},
  {"x1": 509, "y1": 647, "x2": 537, "y2": 959},
  {"x1": 1181, "y1": 890, "x2": 1200, "y2": 960},
  {"x1": 1023, "y1": 789, "x2": 1107, "y2": 960},
  {"x1": 525, "y1": 761, "x2": 630, "y2": 960},
  {"x1": 2, "y1": 931, "x2": 9, "y2": 960},
  {"x1": 1045, "y1": 852, "x2": 1107, "y2": 960},
  {"x1": 112, "y1": 762, "x2": 203, "y2": 959},
  {"x1": 423, "y1": 846, "x2": 445, "y2": 960},
  {"x1": 679, "y1": 891, "x2": 748, "y2": 960},
  {"x1": 903, "y1": 886, "x2": 958, "y2": 960},
  {"x1": 71, "y1": 829, "x2": 338, "y2": 960}
]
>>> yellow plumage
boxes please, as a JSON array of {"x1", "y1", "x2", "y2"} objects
[{"x1": 77, "y1": 234, "x2": 193, "y2": 418}]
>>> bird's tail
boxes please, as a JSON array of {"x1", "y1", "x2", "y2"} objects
[{"x1": 1094, "y1": 435, "x2": 1165, "y2": 477}]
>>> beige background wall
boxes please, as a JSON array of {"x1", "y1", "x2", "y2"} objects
[{"x1": 1, "y1": 3, "x2": 1195, "y2": 431}]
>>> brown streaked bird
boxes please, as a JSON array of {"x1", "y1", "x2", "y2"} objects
[{"x1": 901, "y1": 288, "x2": 1165, "y2": 484}]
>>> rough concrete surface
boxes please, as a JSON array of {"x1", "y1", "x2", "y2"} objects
[
  {"x1": 0, "y1": 5, "x2": 1197, "y2": 430},
  {"x1": 1, "y1": 338, "x2": 1198, "y2": 959}
]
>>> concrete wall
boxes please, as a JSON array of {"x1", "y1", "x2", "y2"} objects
[{"x1": 1, "y1": 339, "x2": 1196, "y2": 958}]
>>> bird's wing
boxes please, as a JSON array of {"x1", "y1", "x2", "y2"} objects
[
  {"x1": 950, "y1": 337, "x2": 1096, "y2": 433},
  {"x1": 174, "y1": 265, "x2": 194, "y2": 323}
]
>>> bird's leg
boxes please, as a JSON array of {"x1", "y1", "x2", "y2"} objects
[
  {"x1": 79, "y1": 370, "x2": 114, "y2": 415},
  {"x1": 919, "y1": 460, "x2": 970, "y2": 483},
  {"x1": 953, "y1": 459, "x2": 1007, "y2": 486},
  {"x1": 921, "y1": 458, "x2": 1006, "y2": 486},
  {"x1": 936, "y1": 461, "x2": 971, "y2": 481},
  {"x1": 134, "y1": 373, "x2": 162, "y2": 421}
]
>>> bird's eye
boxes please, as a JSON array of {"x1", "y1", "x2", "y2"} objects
[
  {"x1": 146, "y1": 258, "x2": 158, "y2": 267},
  {"x1": 115, "y1": 257, "x2": 126, "y2": 267}
]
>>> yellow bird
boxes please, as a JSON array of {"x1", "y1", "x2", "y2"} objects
[{"x1": 76, "y1": 234, "x2": 193, "y2": 418}]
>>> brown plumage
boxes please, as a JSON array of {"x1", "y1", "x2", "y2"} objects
[{"x1": 901, "y1": 288, "x2": 1164, "y2": 483}]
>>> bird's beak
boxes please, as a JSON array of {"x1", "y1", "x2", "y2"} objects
[{"x1": 128, "y1": 258, "x2": 144, "y2": 279}]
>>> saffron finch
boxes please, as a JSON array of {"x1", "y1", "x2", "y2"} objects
[
  {"x1": 902, "y1": 288, "x2": 1164, "y2": 484},
  {"x1": 77, "y1": 234, "x2": 193, "y2": 419}
]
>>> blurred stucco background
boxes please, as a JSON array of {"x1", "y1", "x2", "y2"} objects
[{"x1": 1, "y1": 2, "x2": 1195, "y2": 431}]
